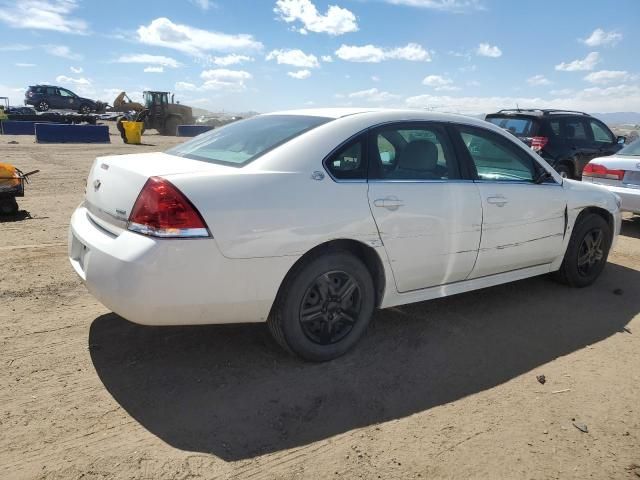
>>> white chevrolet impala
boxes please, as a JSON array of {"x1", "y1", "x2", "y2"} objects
[{"x1": 69, "y1": 109, "x2": 621, "y2": 361}]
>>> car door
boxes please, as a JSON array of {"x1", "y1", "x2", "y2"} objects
[
  {"x1": 366, "y1": 122, "x2": 482, "y2": 293},
  {"x1": 561, "y1": 117, "x2": 598, "y2": 175},
  {"x1": 452, "y1": 124, "x2": 567, "y2": 278},
  {"x1": 47, "y1": 87, "x2": 63, "y2": 109},
  {"x1": 588, "y1": 118, "x2": 622, "y2": 157},
  {"x1": 59, "y1": 88, "x2": 79, "y2": 110}
]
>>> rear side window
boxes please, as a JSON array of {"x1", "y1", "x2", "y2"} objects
[
  {"x1": 486, "y1": 116, "x2": 538, "y2": 136},
  {"x1": 325, "y1": 139, "x2": 366, "y2": 180},
  {"x1": 562, "y1": 118, "x2": 589, "y2": 141},
  {"x1": 456, "y1": 126, "x2": 539, "y2": 182},
  {"x1": 167, "y1": 115, "x2": 331, "y2": 167},
  {"x1": 46, "y1": 87, "x2": 56, "y2": 95},
  {"x1": 369, "y1": 124, "x2": 458, "y2": 180}
]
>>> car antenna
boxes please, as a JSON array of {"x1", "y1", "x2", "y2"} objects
[{"x1": 516, "y1": 103, "x2": 521, "y2": 112}]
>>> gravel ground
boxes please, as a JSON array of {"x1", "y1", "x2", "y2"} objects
[{"x1": 1, "y1": 126, "x2": 639, "y2": 480}]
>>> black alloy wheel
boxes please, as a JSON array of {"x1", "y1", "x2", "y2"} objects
[{"x1": 299, "y1": 270, "x2": 362, "y2": 345}]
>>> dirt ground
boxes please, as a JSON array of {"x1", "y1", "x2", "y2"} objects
[{"x1": 1, "y1": 125, "x2": 639, "y2": 480}]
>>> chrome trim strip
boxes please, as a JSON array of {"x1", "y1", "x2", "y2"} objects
[
  {"x1": 85, "y1": 200, "x2": 128, "y2": 230},
  {"x1": 367, "y1": 179, "x2": 474, "y2": 184}
]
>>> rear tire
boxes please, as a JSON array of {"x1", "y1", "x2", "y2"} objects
[
  {"x1": 554, "y1": 213, "x2": 612, "y2": 287},
  {"x1": 268, "y1": 251, "x2": 375, "y2": 361},
  {"x1": 555, "y1": 163, "x2": 573, "y2": 179},
  {"x1": 162, "y1": 116, "x2": 180, "y2": 136},
  {"x1": 36, "y1": 100, "x2": 49, "y2": 112}
]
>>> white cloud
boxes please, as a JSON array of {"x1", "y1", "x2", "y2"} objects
[
  {"x1": 70, "y1": 66, "x2": 83, "y2": 73},
  {"x1": 287, "y1": 69, "x2": 311, "y2": 79},
  {"x1": 335, "y1": 43, "x2": 431, "y2": 62},
  {"x1": 476, "y1": 42, "x2": 502, "y2": 58},
  {"x1": 55, "y1": 75, "x2": 91, "y2": 86},
  {"x1": 555, "y1": 52, "x2": 600, "y2": 71},
  {"x1": 405, "y1": 84, "x2": 640, "y2": 114},
  {"x1": 144, "y1": 66, "x2": 164, "y2": 73},
  {"x1": 584, "y1": 70, "x2": 631, "y2": 84},
  {"x1": 274, "y1": 0, "x2": 358, "y2": 36},
  {"x1": 190, "y1": 0, "x2": 215, "y2": 10},
  {"x1": 371, "y1": 75, "x2": 380, "y2": 82},
  {"x1": 266, "y1": 49, "x2": 320, "y2": 68},
  {"x1": 45, "y1": 44, "x2": 82, "y2": 60},
  {"x1": 527, "y1": 74, "x2": 551, "y2": 86},
  {"x1": 175, "y1": 81, "x2": 198, "y2": 91},
  {"x1": 422, "y1": 75, "x2": 459, "y2": 91},
  {"x1": 348, "y1": 88, "x2": 400, "y2": 103},
  {"x1": 0, "y1": 0, "x2": 88, "y2": 34},
  {"x1": 0, "y1": 44, "x2": 32, "y2": 52},
  {"x1": 16, "y1": 63, "x2": 36, "y2": 67},
  {"x1": 321, "y1": 55, "x2": 333, "y2": 62},
  {"x1": 211, "y1": 54, "x2": 253, "y2": 66},
  {"x1": 582, "y1": 28, "x2": 622, "y2": 47},
  {"x1": 384, "y1": 0, "x2": 484, "y2": 12},
  {"x1": 116, "y1": 54, "x2": 180, "y2": 68},
  {"x1": 137, "y1": 17, "x2": 263, "y2": 56},
  {"x1": 550, "y1": 88, "x2": 574, "y2": 96},
  {"x1": 200, "y1": 68, "x2": 252, "y2": 91}
]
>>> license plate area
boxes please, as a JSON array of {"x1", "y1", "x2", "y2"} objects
[{"x1": 70, "y1": 233, "x2": 89, "y2": 273}]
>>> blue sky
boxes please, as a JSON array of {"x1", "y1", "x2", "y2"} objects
[{"x1": 0, "y1": 0, "x2": 638, "y2": 113}]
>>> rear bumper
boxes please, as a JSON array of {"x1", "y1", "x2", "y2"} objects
[
  {"x1": 596, "y1": 184, "x2": 640, "y2": 214},
  {"x1": 68, "y1": 206, "x2": 297, "y2": 326}
]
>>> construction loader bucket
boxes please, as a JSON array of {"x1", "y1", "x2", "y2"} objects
[{"x1": 122, "y1": 121, "x2": 144, "y2": 145}]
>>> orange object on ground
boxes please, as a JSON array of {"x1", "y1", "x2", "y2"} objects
[{"x1": 0, "y1": 163, "x2": 20, "y2": 191}]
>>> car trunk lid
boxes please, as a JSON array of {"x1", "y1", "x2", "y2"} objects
[{"x1": 84, "y1": 151, "x2": 235, "y2": 233}]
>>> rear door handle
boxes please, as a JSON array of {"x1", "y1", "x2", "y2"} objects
[
  {"x1": 374, "y1": 196, "x2": 404, "y2": 211},
  {"x1": 487, "y1": 195, "x2": 508, "y2": 207}
]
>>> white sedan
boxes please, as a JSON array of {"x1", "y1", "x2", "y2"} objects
[
  {"x1": 582, "y1": 139, "x2": 640, "y2": 214},
  {"x1": 69, "y1": 109, "x2": 621, "y2": 361}
]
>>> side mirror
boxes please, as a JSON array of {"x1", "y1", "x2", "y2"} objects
[{"x1": 617, "y1": 136, "x2": 626, "y2": 145}]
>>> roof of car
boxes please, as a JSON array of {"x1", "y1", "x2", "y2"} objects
[
  {"x1": 487, "y1": 109, "x2": 592, "y2": 118},
  {"x1": 262, "y1": 107, "x2": 489, "y2": 125}
]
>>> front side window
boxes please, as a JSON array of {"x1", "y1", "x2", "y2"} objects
[
  {"x1": 369, "y1": 124, "x2": 457, "y2": 180},
  {"x1": 589, "y1": 120, "x2": 614, "y2": 143},
  {"x1": 59, "y1": 89, "x2": 75, "y2": 97},
  {"x1": 562, "y1": 118, "x2": 589, "y2": 141},
  {"x1": 457, "y1": 126, "x2": 538, "y2": 182},
  {"x1": 167, "y1": 114, "x2": 331, "y2": 167}
]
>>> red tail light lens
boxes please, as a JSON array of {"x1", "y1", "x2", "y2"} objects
[
  {"x1": 530, "y1": 136, "x2": 549, "y2": 152},
  {"x1": 583, "y1": 163, "x2": 625, "y2": 181},
  {"x1": 128, "y1": 177, "x2": 210, "y2": 238}
]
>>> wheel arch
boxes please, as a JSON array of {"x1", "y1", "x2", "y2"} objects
[
  {"x1": 272, "y1": 239, "x2": 387, "y2": 311},
  {"x1": 576, "y1": 206, "x2": 614, "y2": 233}
]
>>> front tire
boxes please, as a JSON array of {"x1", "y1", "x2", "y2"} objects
[
  {"x1": 268, "y1": 251, "x2": 375, "y2": 361},
  {"x1": 78, "y1": 104, "x2": 91, "y2": 114},
  {"x1": 555, "y1": 213, "x2": 612, "y2": 287}
]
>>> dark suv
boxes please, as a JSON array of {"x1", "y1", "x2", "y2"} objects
[
  {"x1": 25, "y1": 85, "x2": 99, "y2": 114},
  {"x1": 485, "y1": 109, "x2": 625, "y2": 179}
]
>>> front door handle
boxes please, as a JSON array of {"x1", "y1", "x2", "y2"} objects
[
  {"x1": 487, "y1": 195, "x2": 508, "y2": 207},
  {"x1": 374, "y1": 196, "x2": 404, "y2": 211}
]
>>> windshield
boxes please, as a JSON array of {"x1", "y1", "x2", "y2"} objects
[
  {"x1": 486, "y1": 116, "x2": 538, "y2": 137},
  {"x1": 167, "y1": 114, "x2": 332, "y2": 167},
  {"x1": 618, "y1": 139, "x2": 640, "y2": 156}
]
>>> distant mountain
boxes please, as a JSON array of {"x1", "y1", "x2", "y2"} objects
[{"x1": 591, "y1": 112, "x2": 640, "y2": 125}]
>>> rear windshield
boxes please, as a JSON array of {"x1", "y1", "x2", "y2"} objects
[
  {"x1": 618, "y1": 139, "x2": 640, "y2": 156},
  {"x1": 486, "y1": 116, "x2": 538, "y2": 137},
  {"x1": 167, "y1": 114, "x2": 332, "y2": 167}
]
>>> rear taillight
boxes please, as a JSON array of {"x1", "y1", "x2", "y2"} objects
[
  {"x1": 27, "y1": 91, "x2": 33, "y2": 98},
  {"x1": 530, "y1": 136, "x2": 548, "y2": 152},
  {"x1": 583, "y1": 163, "x2": 625, "y2": 181},
  {"x1": 127, "y1": 176, "x2": 210, "y2": 238}
]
